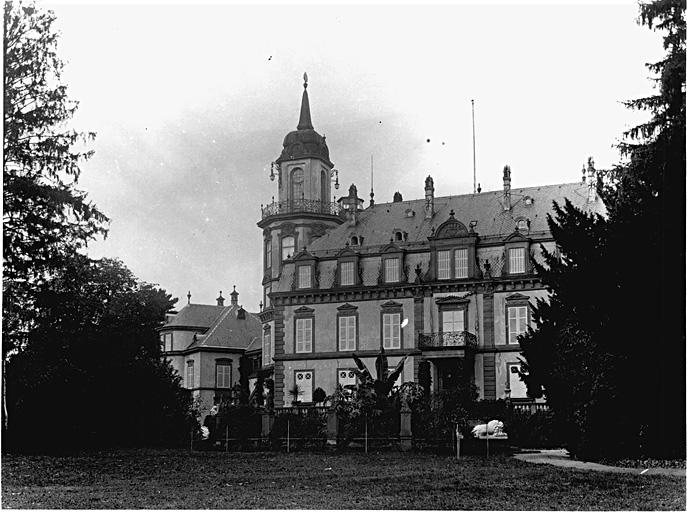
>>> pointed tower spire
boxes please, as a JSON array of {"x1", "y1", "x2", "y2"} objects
[{"x1": 297, "y1": 72, "x2": 313, "y2": 130}]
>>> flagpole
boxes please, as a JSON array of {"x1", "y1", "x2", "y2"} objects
[{"x1": 472, "y1": 99, "x2": 476, "y2": 194}]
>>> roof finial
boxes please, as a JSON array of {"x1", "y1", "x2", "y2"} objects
[
  {"x1": 369, "y1": 154, "x2": 375, "y2": 208},
  {"x1": 297, "y1": 73, "x2": 313, "y2": 130},
  {"x1": 187, "y1": 290, "x2": 191, "y2": 305}
]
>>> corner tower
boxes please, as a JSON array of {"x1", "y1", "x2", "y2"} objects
[{"x1": 257, "y1": 73, "x2": 343, "y2": 309}]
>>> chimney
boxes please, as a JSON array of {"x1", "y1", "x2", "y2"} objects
[
  {"x1": 216, "y1": 291, "x2": 225, "y2": 307},
  {"x1": 393, "y1": 191, "x2": 403, "y2": 202},
  {"x1": 230, "y1": 285, "x2": 239, "y2": 306},
  {"x1": 503, "y1": 165, "x2": 511, "y2": 211},
  {"x1": 338, "y1": 184, "x2": 363, "y2": 226},
  {"x1": 424, "y1": 175, "x2": 435, "y2": 219}
]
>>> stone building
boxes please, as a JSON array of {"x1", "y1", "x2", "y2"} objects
[
  {"x1": 159, "y1": 287, "x2": 262, "y2": 416},
  {"x1": 257, "y1": 75, "x2": 605, "y2": 407}
]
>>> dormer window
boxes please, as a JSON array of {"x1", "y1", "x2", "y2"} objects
[
  {"x1": 298, "y1": 265, "x2": 312, "y2": 288},
  {"x1": 509, "y1": 248, "x2": 526, "y2": 274},
  {"x1": 516, "y1": 217, "x2": 529, "y2": 234},
  {"x1": 384, "y1": 257, "x2": 400, "y2": 283},
  {"x1": 429, "y1": 210, "x2": 478, "y2": 281},
  {"x1": 340, "y1": 261, "x2": 355, "y2": 286},
  {"x1": 351, "y1": 236, "x2": 359, "y2": 246},
  {"x1": 503, "y1": 231, "x2": 531, "y2": 276},
  {"x1": 524, "y1": 196, "x2": 533, "y2": 205},
  {"x1": 336, "y1": 247, "x2": 360, "y2": 287},
  {"x1": 395, "y1": 232, "x2": 403, "y2": 242}
]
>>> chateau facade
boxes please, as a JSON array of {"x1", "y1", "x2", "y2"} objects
[{"x1": 258, "y1": 76, "x2": 605, "y2": 407}]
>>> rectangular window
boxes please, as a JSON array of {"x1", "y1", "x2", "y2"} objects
[
  {"x1": 298, "y1": 265, "x2": 312, "y2": 288},
  {"x1": 508, "y1": 305, "x2": 528, "y2": 344},
  {"x1": 382, "y1": 313, "x2": 401, "y2": 349},
  {"x1": 186, "y1": 361, "x2": 194, "y2": 389},
  {"x1": 295, "y1": 370, "x2": 313, "y2": 403},
  {"x1": 263, "y1": 329, "x2": 272, "y2": 366},
  {"x1": 281, "y1": 236, "x2": 295, "y2": 261},
  {"x1": 384, "y1": 258, "x2": 400, "y2": 283},
  {"x1": 509, "y1": 247, "x2": 525, "y2": 274},
  {"x1": 338, "y1": 316, "x2": 356, "y2": 351},
  {"x1": 295, "y1": 318, "x2": 313, "y2": 353},
  {"x1": 454, "y1": 248, "x2": 468, "y2": 279},
  {"x1": 441, "y1": 309, "x2": 465, "y2": 333},
  {"x1": 216, "y1": 363, "x2": 231, "y2": 389},
  {"x1": 264, "y1": 285, "x2": 271, "y2": 308},
  {"x1": 338, "y1": 368, "x2": 357, "y2": 388},
  {"x1": 437, "y1": 250, "x2": 450, "y2": 280},
  {"x1": 340, "y1": 261, "x2": 355, "y2": 286},
  {"x1": 265, "y1": 240, "x2": 272, "y2": 269}
]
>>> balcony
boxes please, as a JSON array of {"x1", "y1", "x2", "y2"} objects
[
  {"x1": 418, "y1": 331, "x2": 478, "y2": 350},
  {"x1": 260, "y1": 199, "x2": 342, "y2": 220}
]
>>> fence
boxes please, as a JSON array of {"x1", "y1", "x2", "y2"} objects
[{"x1": 191, "y1": 400, "x2": 551, "y2": 453}]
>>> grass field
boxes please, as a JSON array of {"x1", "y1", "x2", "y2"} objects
[{"x1": 2, "y1": 449, "x2": 685, "y2": 509}]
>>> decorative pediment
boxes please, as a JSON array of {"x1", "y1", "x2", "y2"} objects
[
  {"x1": 504, "y1": 231, "x2": 529, "y2": 243},
  {"x1": 381, "y1": 300, "x2": 403, "y2": 309},
  {"x1": 380, "y1": 242, "x2": 403, "y2": 254},
  {"x1": 292, "y1": 249, "x2": 317, "y2": 262},
  {"x1": 505, "y1": 292, "x2": 530, "y2": 303},
  {"x1": 294, "y1": 306, "x2": 315, "y2": 315},
  {"x1": 337, "y1": 303, "x2": 358, "y2": 312},
  {"x1": 431, "y1": 210, "x2": 469, "y2": 239},
  {"x1": 435, "y1": 294, "x2": 472, "y2": 305},
  {"x1": 336, "y1": 246, "x2": 358, "y2": 258}
]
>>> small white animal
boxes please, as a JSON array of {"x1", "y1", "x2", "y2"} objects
[{"x1": 471, "y1": 420, "x2": 505, "y2": 437}]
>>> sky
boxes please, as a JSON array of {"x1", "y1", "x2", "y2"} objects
[{"x1": 45, "y1": 1, "x2": 664, "y2": 312}]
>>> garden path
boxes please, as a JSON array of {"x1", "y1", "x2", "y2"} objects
[{"x1": 514, "y1": 449, "x2": 686, "y2": 477}]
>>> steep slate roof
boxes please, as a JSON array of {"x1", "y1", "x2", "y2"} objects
[
  {"x1": 306, "y1": 182, "x2": 605, "y2": 256},
  {"x1": 166, "y1": 303, "x2": 262, "y2": 351},
  {"x1": 164, "y1": 304, "x2": 227, "y2": 329}
]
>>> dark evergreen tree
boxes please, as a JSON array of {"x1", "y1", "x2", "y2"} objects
[
  {"x1": 5, "y1": 256, "x2": 195, "y2": 452},
  {"x1": 3, "y1": 1, "x2": 108, "y2": 431},
  {"x1": 519, "y1": 0, "x2": 685, "y2": 460}
]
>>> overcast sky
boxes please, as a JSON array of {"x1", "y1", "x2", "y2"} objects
[{"x1": 46, "y1": 1, "x2": 663, "y2": 312}]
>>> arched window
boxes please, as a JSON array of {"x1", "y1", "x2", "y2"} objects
[
  {"x1": 281, "y1": 236, "x2": 295, "y2": 261},
  {"x1": 291, "y1": 168, "x2": 304, "y2": 205}
]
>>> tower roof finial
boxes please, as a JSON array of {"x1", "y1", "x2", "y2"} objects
[{"x1": 297, "y1": 72, "x2": 313, "y2": 130}]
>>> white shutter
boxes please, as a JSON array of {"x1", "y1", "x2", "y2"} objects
[
  {"x1": 437, "y1": 250, "x2": 450, "y2": 279},
  {"x1": 295, "y1": 371, "x2": 313, "y2": 403},
  {"x1": 454, "y1": 248, "x2": 468, "y2": 278}
]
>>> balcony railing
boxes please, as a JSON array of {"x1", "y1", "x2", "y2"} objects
[
  {"x1": 261, "y1": 199, "x2": 342, "y2": 219},
  {"x1": 418, "y1": 331, "x2": 478, "y2": 350}
]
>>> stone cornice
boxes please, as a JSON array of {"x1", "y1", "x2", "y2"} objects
[{"x1": 274, "y1": 348, "x2": 421, "y2": 361}]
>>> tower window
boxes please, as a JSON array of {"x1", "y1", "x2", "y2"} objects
[
  {"x1": 281, "y1": 236, "x2": 295, "y2": 261},
  {"x1": 340, "y1": 261, "x2": 355, "y2": 286},
  {"x1": 290, "y1": 168, "x2": 304, "y2": 204}
]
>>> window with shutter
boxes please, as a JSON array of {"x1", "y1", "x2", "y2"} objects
[
  {"x1": 509, "y1": 247, "x2": 525, "y2": 274},
  {"x1": 298, "y1": 265, "x2": 312, "y2": 288},
  {"x1": 454, "y1": 248, "x2": 468, "y2": 278},
  {"x1": 338, "y1": 316, "x2": 356, "y2": 351},
  {"x1": 382, "y1": 313, "x2": 401, "y2": 349},
  {"x1": 338, "y1": 369, "x2": 357, "y2": 388},
  {"x1": 295, "y1": 370, "x2": 313, "y2": 403},
  {"x1": 437, "y1": 250, "x2": 450, "y2": 280},
  {"x1": 186, "y1": 361, "x2": 194, "y2": 389},
  {"x1": 384, "y1": 258, "x2": 400, "y2": 283},
  {"x1": 507, "y1": 305, "x2": 529, "y2": 344},
  {"x1": 216, "y1": 363, "x2": 232, "y2": 388},
  {"x1": 340, "y1": 261, "x2": 355, "y2": 286},
  {"x1": 262, "y1": 329, "x2": 272, "y2": 366},
  {"x1": 296, "y1": 318, "x2": 313, "y2": 353}
]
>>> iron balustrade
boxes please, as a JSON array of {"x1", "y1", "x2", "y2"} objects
[
  {"x1": 418, "y1": 331, "x2": 478, "y2": 349},
  {"x1": 261, "y1": 199, "x2": 342, "y2": 219}
]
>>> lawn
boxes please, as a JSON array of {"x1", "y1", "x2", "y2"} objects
[{"x1": 2, "y1": 449, "x2": 685, "y2": 510}]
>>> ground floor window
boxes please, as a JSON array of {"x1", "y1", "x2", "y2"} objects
[{"x1": 294, "y1": 370, "x2": 313, "y2": 403}]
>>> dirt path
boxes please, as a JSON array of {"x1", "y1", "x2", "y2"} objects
[{"x1": 514, "y1": 449, "x2": 686, "y2": 476}]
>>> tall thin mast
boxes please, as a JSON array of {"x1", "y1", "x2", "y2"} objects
[
  {"x1": 472, "y1": 99, "x2": 477, "y2": 194},
  {"x1": 369, "y1": 154, "x2": 375, "y2": 207}
]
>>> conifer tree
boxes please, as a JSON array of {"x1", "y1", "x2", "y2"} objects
[{"x1": 519, "y1": 0, "x2": 685, "y2": 460}]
